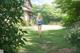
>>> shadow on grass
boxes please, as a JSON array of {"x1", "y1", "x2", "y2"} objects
[{"x1": 20, "y1": 29, "x2": 72, "y2": 53}]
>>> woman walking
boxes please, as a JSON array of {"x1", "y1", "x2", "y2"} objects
[{"x1": 36, "y1": 13, "x2": 43, "y2": 36}]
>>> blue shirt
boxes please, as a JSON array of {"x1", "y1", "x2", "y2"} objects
[{"x1": 36, "y1": 19, "x2": 43, "y2": 25}]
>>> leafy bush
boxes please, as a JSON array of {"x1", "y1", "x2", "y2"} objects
[
  {"x1": 66, "y1": 22, "x2": 80, "y2": 53},
  {"x1": 0, "y1": 0, "x2": 27, "y2": 53}
]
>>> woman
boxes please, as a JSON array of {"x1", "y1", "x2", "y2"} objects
[{"x1": 36, "y1": 13, "x2": 43, "y2": 33}]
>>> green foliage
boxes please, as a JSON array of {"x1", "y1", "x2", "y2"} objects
[
  {"x1": 65, "y1": 22, "x2": 80, "y2": 53},
  {"x1": 21, "y1": 19, "x2": 28, "y2": 26},
  {"x1": 56, "y1": 0, "x2": 80, "y2": 52},
  {"x1": 32, "y1": 4, "x2": 63, "y2": 24},
  {"x1": 66, "y1": 28, "x2": 80, "y2": 53},
  {"x1": 55, "y1": 0, "x2": 80, "y2": 26},
  {"x1": 0, "y1": 0, "x2": 27, "y2": 53}
]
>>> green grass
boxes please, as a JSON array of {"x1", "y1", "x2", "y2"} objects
[{"x1": 22, "y1": 29, "x2": 72, "y2": 53}]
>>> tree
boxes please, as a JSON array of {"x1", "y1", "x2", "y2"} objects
[
  {"x1": 0, "y1": 0, "x2": 26, "y2": 53},
  {"x1": 55, "y1": 0, "x2": 80, "y2": 26}
]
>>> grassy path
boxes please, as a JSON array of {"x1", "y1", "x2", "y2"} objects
[{"x1": 20, "y1": 29, "x2": 74, "y2": 53}]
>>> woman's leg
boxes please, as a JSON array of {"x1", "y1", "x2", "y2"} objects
[
  {"x1": 38, "y1": 25, "x2": 42, "y2": 33},
  {"x1": 38, "y1": 25, "x2": 42, "y2": 37}
]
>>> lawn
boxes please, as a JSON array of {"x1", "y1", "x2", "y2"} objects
[{"x1": 21, "y1": 29, "x2": 72, "y2": 53}]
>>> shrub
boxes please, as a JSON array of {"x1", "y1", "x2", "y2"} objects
[
  {"x1": 0, "y1": 0, "x2": 27, "y2": 53},
  {"x1": 66, "y1": 22, "x2": 80, "y2": 53}
]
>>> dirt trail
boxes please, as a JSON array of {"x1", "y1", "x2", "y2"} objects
[{"x1": 27, "y1": 25, "x2": 65, "y2": 31}]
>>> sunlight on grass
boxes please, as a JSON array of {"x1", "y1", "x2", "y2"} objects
[{"x1": 21, "y1": 29, "x2": 72, "y2": 53}]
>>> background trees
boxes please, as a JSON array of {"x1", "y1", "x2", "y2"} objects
[
  {"x1": 32, "y1": 4, "x2": 63, "y2": 24},
  {"x1": 55, "y1": 0, "x2": 80, "y2": 26}
]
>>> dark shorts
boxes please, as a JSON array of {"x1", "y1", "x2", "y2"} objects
[{"x1": 37, "y1": 24, "x2": 42, "y2": 26}]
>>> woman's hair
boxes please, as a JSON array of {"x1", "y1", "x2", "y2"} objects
[{"x1": 37, "y1": 13, "x2": 42, "y2": 19}]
